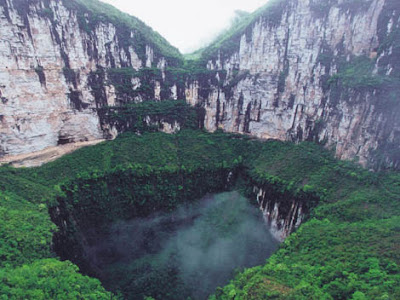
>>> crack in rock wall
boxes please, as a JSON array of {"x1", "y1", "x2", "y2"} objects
[
  {"x1": 0, "y1": 0, "x2": 399, "y2": 170},
  {"x1": 186, "y1": 0, "x2": 400, "y2": 170},
  {"x1": 0, "y1": 0, "x2": 179, "y2": 156}
]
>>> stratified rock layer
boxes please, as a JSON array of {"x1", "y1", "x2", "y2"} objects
[
  {"x1": 186, "y1": 0, "x2": 400, "y2": 169},
  {"x1": 0, "y1": 0, "x2": 399, "y2": 170},
  {"x1": 0, "y1": 0, "x2": 178, "y2": 155}
]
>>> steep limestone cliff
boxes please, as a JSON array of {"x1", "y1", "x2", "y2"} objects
[
  {"x1": 0, "y1": 0, "x2": 181, "y2": 156},
  {"x1": 187, "y1": 0, "x2": 400, "y2": 170},
  {"x1": 1, "y1": 0, "x2": 399, "y2": 170}
]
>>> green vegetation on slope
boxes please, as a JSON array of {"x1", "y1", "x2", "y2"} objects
[
  {"x1": 328, "y1": 56, "x2": 400, "y2": 91},
  {"x1": 98, "y1": 100, "x2": 202, "y2": 133},
  {"x1": 0, "y1": 259, "x2": 114, "y2": 299},
  {"x1": 188, "y1": 0, "x2": 287, "y2": 62},
  {"x1": 0, "y1": 191, "x2": 55, "y2": 269},
  {"x1": 0, "y1": 190, "x2": 113, "y2": 298},
  {"x1": 212, "y1": 216, "x2": 400, "y2": 299},
  {"x1": 212, "y1": 148, "x2": 400, "y2": 298},
  {"x1": 0, "y1": 123, "x2": 399, "y2": 298}
]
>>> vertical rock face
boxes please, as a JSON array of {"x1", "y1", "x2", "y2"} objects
[
  {"x1": 254, "y1": 185, "x2": 310, "y2": 241},
  {"x1": 1, "y1": 0, "x2": 399, "y2": 170},
  {"x1": 187, "y1": 0, "x2": 400, "y2": 170},
  {"x1": 0, "y1": 0, "x2": 180, "y2": 156}
]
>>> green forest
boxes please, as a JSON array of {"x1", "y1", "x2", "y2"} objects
[
  {"x1": 1, "y1": 107, "x2": 399, "y2": 298},
  {"x1": 0, "y1": 0, "x2": 399, "y2": 298}
]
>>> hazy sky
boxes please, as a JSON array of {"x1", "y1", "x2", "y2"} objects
[{"x1": 100, "y1": 0, "x2": 268, "y2": 53}]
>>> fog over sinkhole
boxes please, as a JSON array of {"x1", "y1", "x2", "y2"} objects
[
  {"x1": 100, "y1": 0, "x2": 268, "y2": 53},
  {"x1": 81, "y1": 191, "x2": 279, "y2": 299}
]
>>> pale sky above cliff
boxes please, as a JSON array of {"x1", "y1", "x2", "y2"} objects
[{"x1": 100, "y1": 0, "x2": 268, "y2": 54}]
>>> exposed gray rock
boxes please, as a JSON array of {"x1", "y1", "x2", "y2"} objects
[
  {"x1": 0, "y1": 0, "x2": 399, "y2": 170},
  {"x1": 0, "y1": 0, "x2": 172, "y2": 156},
  {"x1": 186, "y1": 0, "x2": 400, "y2": 169}
]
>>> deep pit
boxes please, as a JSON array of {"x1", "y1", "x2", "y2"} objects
[
  {"x1": 3, "y1": 128, "x2": 394, "y2": 299},
  {"x1": 46, "y1": 131, "x2": 316, "y2": 299},
  {"x1": 56, "y1": 191, "x2": 279, "y2": 299}
]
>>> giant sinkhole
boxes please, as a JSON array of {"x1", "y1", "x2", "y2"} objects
[{"x1": 48, "y1": 132, "x2": 316, "y2": 299}]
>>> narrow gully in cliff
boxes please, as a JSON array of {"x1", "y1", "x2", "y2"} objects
[{"x1": 256, "y1": 186, "x2": 305, "y2": 242}]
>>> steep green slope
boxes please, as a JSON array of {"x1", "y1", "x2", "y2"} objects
[
  {"x1": 186, "y1": 0, "x2": 287, "y2": 61},
  {"x1": 213, "y1": 141, "x2": 400, "y2": 299}
]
